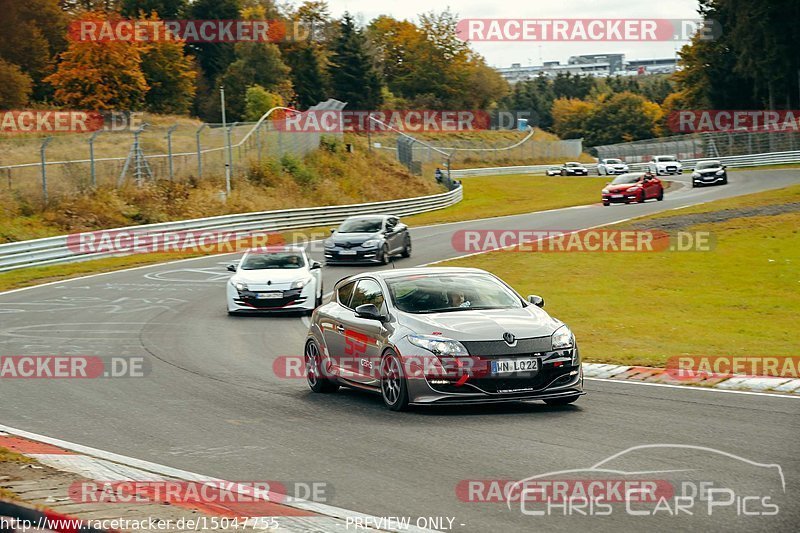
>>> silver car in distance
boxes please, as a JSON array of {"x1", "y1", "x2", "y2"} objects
[{"x1": 304, "y1": 267, "x2": 584, "y2": 411}]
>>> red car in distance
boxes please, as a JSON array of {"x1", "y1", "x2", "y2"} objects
[{"x1": 601, "y1": 172, "x2": 664, "y2": 206}]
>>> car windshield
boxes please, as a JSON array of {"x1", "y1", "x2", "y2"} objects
[
  {"x1": 696, "y1": 161, "x2": 721, "y2": 169},
  {"x1": 605, "y1": 159, "x2": 622, "y2": 164},
  {"x1": 565, "y1": 163, "x2": 582, "y2": 167},
  {"x1": 611, "y1": 174, "x2": 642, "y2": 184},
  {"x1": 657, "y1": 156, "x2": 676, "y2": 162},
  {"x1": 240, "y1": 252, "x2": 305, "y2": 270},
  {"x1": 338, "y1": 217, "x2": 383, "y2": 233},
  {"x1": 385, "y1": 274, "x2": 523, "y2": 313}
]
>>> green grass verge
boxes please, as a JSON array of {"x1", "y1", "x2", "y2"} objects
[
  {"x1": 406, "y1": 175, "x2": 606, "y2": 226},
  {"x1": 0, "y1": 175, "x2": 604, "y2": 293},
  {"x1": 438, "y1": 185, "x2": 800, "y2": 368}
]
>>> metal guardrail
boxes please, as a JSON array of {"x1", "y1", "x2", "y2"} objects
[
  {"x1": 0, "y1": 186, "x2": 462, "y2": 272},
  {"x1": 450, "y1": 150, "x2": 800, "y2": 178}
]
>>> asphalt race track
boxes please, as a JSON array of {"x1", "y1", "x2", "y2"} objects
[{"x1": 1, "y1": 170, "x2": 799, "y2": 532}]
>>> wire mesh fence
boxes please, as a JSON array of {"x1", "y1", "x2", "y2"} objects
[
  {"x1": 593, "y1": 130, "x2": 800, "y2": 163},
  {"x1": 368, "y1": 127, "x2": 583, "y2": 182},
  {"x1": 0, "y1": 100, "x2": 346, "y2": 203}
]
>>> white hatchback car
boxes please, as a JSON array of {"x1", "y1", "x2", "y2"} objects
[
  {"x1": 226, "y1": 247, "x2": 323, "y2": 315},
  {"x1": 648, "y1": 155, "x2": 683, "y2": 176}
]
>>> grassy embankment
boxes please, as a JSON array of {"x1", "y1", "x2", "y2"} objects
[{"x1": 438, "y1": 184, "x2": 800, "y2": 368}]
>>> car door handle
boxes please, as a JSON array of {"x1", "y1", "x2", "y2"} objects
[{"x1": 336, "y1": 324, "x2": 345, "y2": 332}]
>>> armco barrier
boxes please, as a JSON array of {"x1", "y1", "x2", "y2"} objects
[
  {"x1": 0, "y1": 185, "x2": 462, "y2": 272},
  {"x1": 449, "y1": 150, "x2": 800, "y2": 178}
]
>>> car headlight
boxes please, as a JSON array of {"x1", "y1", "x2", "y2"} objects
[
  {"x1": 715, "y1": 170, "x2": 725, "y2": 175},
  {"x1": 692, "y1": 172, "x2": 700, "y2": 177},
  {"x1": 233, "y1": 281, "x2": 248, "y2": 291},
  {"x1": 361, "y1": 239, "x2": 381, "y2": 248},
  {"x1": 601, "y1": 189, "x2": 609, "y2": 194},
  {"x1": 552, "y1": 325, "x2": 574, "y2": 350},
  {"x1": 324, "y1": 240, "x2": 335, "y2": 249},
  {"x1": 407, "y1": 334, "x2": 469, "y2": 357},
  {"x1": 291, "y1": 277, "x2": 313, "y2": 289}
]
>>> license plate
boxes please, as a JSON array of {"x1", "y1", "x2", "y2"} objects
[
  {"x1": 256, "y1": 291, "x2": 283, "y2": 299},
  {"x1": 611, "y1": 194, "x2": 623, "y2": 198},
  {"x1": 491, "y1": 358, "x2": 538, "y2": 374},
  {"x1": 339, "y1": 250, "x2": 357, "y2": 255}
]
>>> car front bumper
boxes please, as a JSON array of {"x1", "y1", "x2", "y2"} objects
[
  {"x1": 324, "y1": 248, "x2": 382, "y2": 263},
  {"x1": 405, "y1": 347, "x2": 585, "y2": 405},
  {"x1": 693, "y1": 174, "x2": 726, "y2": 185}
]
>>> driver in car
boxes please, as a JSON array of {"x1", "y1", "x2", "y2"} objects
[{"x1": 448, "y1": 290, "x2": 470, "y2": 308}]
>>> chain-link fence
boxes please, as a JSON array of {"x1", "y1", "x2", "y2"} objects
[
  {"x1": 0, "y1": 100, "x2": 346, "y2": 203},
  {"x1": 369, "y1": 128, "x2": 583, "y2": 178},
  {"x1": 593, "y1": 130, "x2": 800, "y2": 163}
]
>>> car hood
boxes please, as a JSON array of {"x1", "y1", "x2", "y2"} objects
[
  {"x1": 606, "y1": 183, "x2": 639, "y2": 192},
  {"x1": 232, "y1": 268, "x2": 308, "y2": 284},
  {"x1": 398, "y1": 307, "x2": 562, "y2": 341},
  {"x1": 695, "y1": 167, "x2": 722, "y2": 174},
  {"x1": 655, "y1": 161, "x2": 680, "y2": 166},
  {"x1": 327, "y1": 232, "x2": 381, "y2": 245}
]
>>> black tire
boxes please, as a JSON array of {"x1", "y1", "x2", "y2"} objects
[
  {"x1": 656, "y1": 187, "x2": 664, "y2": 201},
  {"x1": 602, "y1": 201, "x2": 610, "y2": 207},
  {"x1": 692, "y1": 182, "x2": 697, "y2": 188},
  {"x1": 560, "y1": 170, "x2": 566, "y2": 176},
  {"x1": 380, "y1": 243, "x2": 390, "y2": 265},
  {"x1": 305, "y1": 340, "x2": 339, "y2": 393},
  {"x1": 380, "y1": 350, "x2": 409, "y2": 411},
  {"x1": 401, "y1": 236, "x2": 411, "y2": 258},
  {"x1": 544, "y1": 395, "x2": 580, "y2": 406},
  {"x1": 722, "y1": 177, "x2": 728, "y2": 185},
  {"x1": 638, "y1": 189, "x2": 647, "y2": 203}
]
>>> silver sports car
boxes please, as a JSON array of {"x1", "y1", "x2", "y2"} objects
[{"x1": 304, "y1": 267, "x2": 584, "y2": 411}]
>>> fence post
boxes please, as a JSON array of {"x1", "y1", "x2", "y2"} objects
[
  {"x1": 166, "y1": 125, "x2": 178, "y2": 181},
  {"x1": 40, "y1": 137, "x2": 53, "y2": 204},
  {"x1": 195, "y1": 123, "x2": 207, "y2": 178},
  {"x1": 88, "y1": 130, "x2": 102, "y2": 188}
]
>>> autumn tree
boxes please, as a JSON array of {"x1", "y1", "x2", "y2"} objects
[
  {"x1": 136, "y1": 13, "x2": 196, "y2": 114},
  {"x1": 0, "y1": 0, "x2": 69, "y2": 101},
  {"x1": 551, "y1": 98, "x2": 597, "y2": 140},
  {"x1": 45, "y1": 11, "x2": 148, "y2": 109},
  {"x1": 0, "y1": 59, "x2": 33, "y2": 108}
]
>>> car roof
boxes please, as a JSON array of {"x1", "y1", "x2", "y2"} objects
[
  {"x1": 244, "y1": 246, "x2": 306, "y2": 255},
  {"x1": 336, "y1": 267, "x2": 488, "y2": 285},
  {"x1": 343, "y1": 214, "x2": 393, "y2": 221}
]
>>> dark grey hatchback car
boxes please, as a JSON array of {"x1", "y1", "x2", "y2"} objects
[
  {"x1": 304, "y1": 267, "x2": 584, "y2": 411},
  {"x1": 323, "y1": 215, "x2": 411, "y2": 265}
]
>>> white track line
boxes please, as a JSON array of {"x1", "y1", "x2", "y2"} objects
[
  {"x1": 0, "y1": 423, "x2": 434, "y2": 533},
  {"x1": 585, "y1": 377, "x2": 800, "y2": 398}
]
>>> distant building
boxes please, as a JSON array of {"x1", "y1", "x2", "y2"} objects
[{"x1": 496, "y1": 54, "x2": 677, "y2": 83}]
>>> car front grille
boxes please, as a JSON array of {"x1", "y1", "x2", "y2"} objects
[{"x1": 460, "y1": 337, "x2": 551, "y2": 357}]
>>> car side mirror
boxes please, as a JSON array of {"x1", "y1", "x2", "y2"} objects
[
  {"x1": 330, "y1": 228, "x2": 336, "y2": 234},
  {"x1": 721, "y1": 165, "x2": 727, "y2": 169},
  {"x1": 226, "y1": 264, "x2": 236, "y2": 272},
  {"x1": 310, "y1": 261, "x2": 322, "y2": 270},
  {"x1": 527, "y1": 295, "x2": 545, "y2": 308},
  {"x1": 355, "y1": 304, "x2": 384, "y2": 321}
]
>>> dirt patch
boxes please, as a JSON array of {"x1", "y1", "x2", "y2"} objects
[{"x1": 628, "y1": 202, "x2": 800, "y2": 232}]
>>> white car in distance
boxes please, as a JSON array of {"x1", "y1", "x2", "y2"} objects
[
  {"x1": 226, "y1": 247, "x2": 323, "y2": 315},
  {"x1": 597, "y1": 158, "x2": 630, "y2": 175}
]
